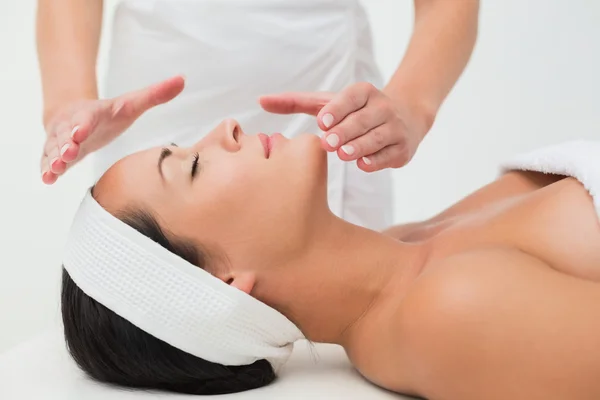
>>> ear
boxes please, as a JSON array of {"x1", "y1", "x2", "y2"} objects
[{"x1": 228, "y1": 272, "x2": 256, "y2": 295}]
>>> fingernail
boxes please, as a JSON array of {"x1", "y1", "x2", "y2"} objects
[
  {"x1": 60, "y1": 143, "x2": 70, "y2": 157},
  {"x1": 362, "y1": 156, "x2": 372, "y2": 165},
  {"x1": 326, "y1": 133, "x2": 339, "y2": 148},
  {"x1": 322, "y1": 113, "x2": 334, "y2": 128},
  {"x1": 341, "y1": 145, "x2": 355, "y2": 155},
  {"x1": 70, "y1": 126, "x2": 79, "y2": 139}
]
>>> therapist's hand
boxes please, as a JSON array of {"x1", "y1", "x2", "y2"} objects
[
  {"x1": 41, "y1": 75, "x2": 185, "y2": 185},
  {"x1": 259, "y1": 82, "x2": 433, "y2": 172}
]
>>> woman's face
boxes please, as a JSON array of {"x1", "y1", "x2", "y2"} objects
[{"x1": 94, "y1": 119, "x2": 329, "y2": 277}]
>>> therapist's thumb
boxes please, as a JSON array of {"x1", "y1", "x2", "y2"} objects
[
  {"x1": 259, "y1": 92, "x2": 333, "y2": 116},
  {"x1": 117, "y1": 75, "x2": 186, "y2": 117}
]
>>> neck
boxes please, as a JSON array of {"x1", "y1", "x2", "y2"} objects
[{"x1": 253, "y1": 213, "x2": 426, "y2": 346}]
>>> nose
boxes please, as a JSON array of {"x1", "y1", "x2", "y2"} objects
[
  {"x1": 221, "y1": 119, "x2": 243, "y2": 151},
  {"x1": 190, "y1": 119, "x2": 243, "y2": 153}
]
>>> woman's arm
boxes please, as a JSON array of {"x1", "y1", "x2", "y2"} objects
[
  {"x1": 36, "y1": 0, "x2": 103, "y2": 126},
  {"x1": 384, "y1": 0, "x2": 479, "y2": 128}
]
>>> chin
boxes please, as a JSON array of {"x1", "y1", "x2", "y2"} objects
[
  {"x1": 299, "y1": 134, "x2": 329, "y2": 209},
  {"x1": 275, "y1": 134, "x2": 328, "y2": 208},
  {"x1": 297, "y1": 133, "x2": 327, "y2": 168},
  {"x1": 297, "y1": 133, "x2": 327, "y2": 181}
]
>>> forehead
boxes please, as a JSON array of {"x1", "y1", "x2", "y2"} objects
[{"x1": 93, "y1": 148, "x2": 162, "y2": 214}]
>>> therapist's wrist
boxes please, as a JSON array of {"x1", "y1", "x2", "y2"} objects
[{"x1": 383, "y1": 84, "x2": 438, "y2": 139}]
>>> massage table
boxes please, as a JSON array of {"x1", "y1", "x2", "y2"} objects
[{"x1": 0, "y1": 326, "x2": 414, "y2": 399}]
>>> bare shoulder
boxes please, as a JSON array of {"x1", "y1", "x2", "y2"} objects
[
  {"x1": 395, "y1": 247, "x2": 553, "y2": 330},
  {"x1": 347, "y1": 248, "x2": 545, "y2": 395},
  {"x1": 391, "y1": 247, "x2": 600, "y2": 399}
]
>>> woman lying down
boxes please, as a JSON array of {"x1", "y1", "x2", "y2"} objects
[{"x1": 61, "y1": 119, "x2": 600, "y2": 399}]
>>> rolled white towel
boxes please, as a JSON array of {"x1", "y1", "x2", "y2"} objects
[{"x1": 500, "y1": 140, "x2": 600, "y2": 217}]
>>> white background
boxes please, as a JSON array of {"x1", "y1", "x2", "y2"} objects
[{"x1": 0, "y1": 0, "x2": 599, "y2": 353}]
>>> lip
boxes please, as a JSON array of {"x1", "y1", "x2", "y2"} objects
[
  {"x1": 269, "y1": 133, "x2": 284, "y2": 152},
  {"x1": 258, "y1": 133, "x2": 285, "y2": 158},
  {"x1": 258, "y1": 133, "x2": 271, "y2": 158}
]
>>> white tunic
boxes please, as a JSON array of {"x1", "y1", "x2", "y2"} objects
[{"x1": 98, "y1": 0, "x2": 393, "y2": 230}]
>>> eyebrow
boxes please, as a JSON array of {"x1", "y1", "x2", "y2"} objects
[{"x1": 157, "y1": 148, "x2": 172, "y2": 178}]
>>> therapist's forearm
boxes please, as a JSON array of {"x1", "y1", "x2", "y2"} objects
[
  {"x1": 36, "y1": 0, "x2": 103, "y2": 126},
  {"x1": 384, "y1": 0, "x2": 479, "y2": 130}
]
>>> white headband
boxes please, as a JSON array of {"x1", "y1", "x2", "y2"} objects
[{"x1": 62, "y1": 190, "x2": 303, "y2": 371}]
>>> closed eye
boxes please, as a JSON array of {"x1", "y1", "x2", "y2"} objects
[{"x1": 191, "y1": 152, "x2": 200, "y2": 179}]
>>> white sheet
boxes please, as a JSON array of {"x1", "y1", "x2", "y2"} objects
[{"x1": 0, "y1": 327, "x2": 414, "y2": 399}]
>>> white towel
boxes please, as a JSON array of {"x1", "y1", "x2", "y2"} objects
[
  {"x1": 500, "y1": 140, "x2": 600, "y2": 217},
  {"x1": 63, "y1": 190, "x2": 304, "y2": 371}
]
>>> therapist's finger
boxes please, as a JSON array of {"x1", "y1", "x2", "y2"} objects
[
  {"x1": 45, "y1": 123, "x2": 67, "y2": 155},
  {"x1": 323, "y1": 101, "x2": 388, "y2": 154},
  {"x1": 117, "y1": 75, "x2": 186, "y2": 118},
  {"x1": 56, "y1": 124, "x2": 85, "y2": 163},
  {"x1": 69, "y1": 110, "x2": 96, "y2": 144},
  {"x1": 41, "y1": 161, "x2": 57, "y2": 185},
  {"x1": 41, "y1": 136, "x2": 58, "y2": 183},
  {"x1": 49, "y1": 149, "x2": 67, "y2": 175},
  {"x1": 42, "y1": 173, "x2": 58, "y2": 185},
  {"x1": 259, "y1": 92, "x2": 333, "y2": 116},
  {"x1": 40, "y1": 153, "x2": 53, "y2": 183},
  {"x1": 44, "y1": 135, "x2": 66, "y2": 175},
  {"x1": 58, "y1": 139, "x2": 80, "y2": 163},
  {"x1": 358, "y1": 144, "x2": 409, "y2": 172},
  {"x1": 317, "y1": 82, "x2": 373, "y2": 131},
  {"x1": 336, "y1": 124, "x2": 393, "y2": 161}
]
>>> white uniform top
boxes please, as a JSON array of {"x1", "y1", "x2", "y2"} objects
[{"x1": 98, "y1": 0, "x2": 393, "y2": 230}]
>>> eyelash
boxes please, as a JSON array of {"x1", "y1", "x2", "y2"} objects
[{"x1": 191, "y1": 152, "x2": 200, "y2": 178}]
